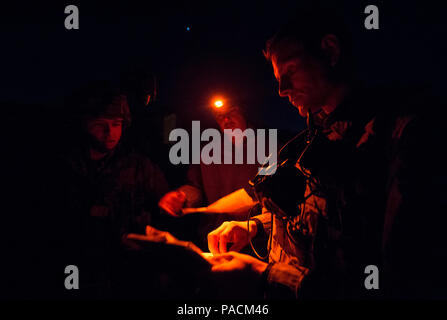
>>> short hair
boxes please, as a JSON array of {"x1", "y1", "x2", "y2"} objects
[
  {"x1": 264, "y1": 7, "x2": 353, "y2": 81},
  {"x1": 67, "y1": 80, "x2": 132, "y2": 128}
]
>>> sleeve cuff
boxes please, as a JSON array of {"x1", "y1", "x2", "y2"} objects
[
  {"x1": 251, "y1": 212, "x2": 273, "y2": 234},
  {"x1": 264, "y1": 262, "x2": 310, "y2": 299},
  {"x1": 252, "y1": 218, "x2": 267, "y2": 239},
  {"x1": 177, "y1": 185, "x2": 203, "y2": 207}
]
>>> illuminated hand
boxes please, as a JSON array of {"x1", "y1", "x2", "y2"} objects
[
  {"x1": 126, "y1": 226, "x2": 203, "y2": 256},
  {"x1": 203, "y1": 252, "x2": 268, "y2": 299},
  {"x1": 207, "y1": 220, "x2": 257, "y2": 254},
  {"x1": 206, "y1": 251, "x2": 268, "y2": 299},
  {"x1": 208, "y1": 251, "x2": 268, "y2": 276},
  {"x1": 158, "y1": 190, "x2": 186, "y2": 217}
]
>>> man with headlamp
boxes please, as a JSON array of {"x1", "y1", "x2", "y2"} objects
[{"x1": 158, "y1": 95, "x2": 260, "y2": 249}]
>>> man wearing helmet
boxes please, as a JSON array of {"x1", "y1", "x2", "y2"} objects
[{"x1": 46, "y1": 81, "x2": 170, "y2": 298}]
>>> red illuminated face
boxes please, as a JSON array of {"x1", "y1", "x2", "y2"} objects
[
  {"x1": 85, "y1": 117, "x2": 123, "y2": 152},
  {"x1": 214, "y1": 107, "x2": 247, "y2": 132},
  {"x1": 271, "y1": 44, "x2": 332, "y2": 117}
]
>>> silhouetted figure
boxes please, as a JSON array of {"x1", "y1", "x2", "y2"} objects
[{"x1": 43, "y1": 82, "x2": 171, "y2": 298}]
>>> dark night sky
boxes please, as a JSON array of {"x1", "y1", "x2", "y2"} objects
[{"x1": 1, "y1": 1, "x2": 446, "y2": 131}]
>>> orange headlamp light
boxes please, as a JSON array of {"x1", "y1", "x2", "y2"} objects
[
  {"x1": 214, "y1": 100, "x2": 224, "y2": 108},
  {"x1": 210, "y1": 96, "x2": 233, "y2": 114}
]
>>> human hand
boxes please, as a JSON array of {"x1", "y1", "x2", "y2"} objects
[
  {"x1": 126, "y1": 226, "x2": 204, "y2": 256},
  {"x1": 205, "y1": 251, "x2": 268, "y2": 298},
  {"x1": 207, "y1": 220, "x2": 257, "y2": 254},
  {"x1": 126, "y1": 225, "x2": 180, "y2": 244},
  {"x1": 207, "y1": 251, "x2": 268, "y2": 276},
  {"x1": 158, "y1": 190, "x2": 186, "y2": 217}
]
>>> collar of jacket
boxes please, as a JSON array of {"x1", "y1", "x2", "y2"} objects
[
  {"x1": 318, "y1": 88, "x2": 378, "y2": 142},
  {"x1": 66, "y1": 141, "x2": 125, "y2": 177}
]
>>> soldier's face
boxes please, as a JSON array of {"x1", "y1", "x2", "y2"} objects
[
  {"x1": 86, "y1": 117, "x2": 123, "y2": 152},
  {"x1": 271, "y1": 44, "x2": 332, "y2": 117}
]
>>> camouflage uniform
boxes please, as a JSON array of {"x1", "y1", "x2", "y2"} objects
[
  {"x1": 253, "y1": 88, "x2": 447, "y2": 299},
  {"x1": 45, "y1": 82, "x2": 170, "y2": 297},
  {"x1": 50, "y1": 143, "x2": 170, "y2": 296}
]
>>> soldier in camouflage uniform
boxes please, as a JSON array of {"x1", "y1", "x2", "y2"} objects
[
  {"x1": 47, "y1": 82, "x2": 170, "y2": 298},
  {"x1": 205, "y1": 10, "x2": 447, "y2": 299}
]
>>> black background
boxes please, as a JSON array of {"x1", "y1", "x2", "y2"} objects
[{"x1": 2, "y1": 1, "x2": 446, "y2": 130}]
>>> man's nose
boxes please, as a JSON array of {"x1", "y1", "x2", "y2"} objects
[
  {"x1": 104, "y1": 124, "x2": 112, "y2": 135},
  {"x1": 278, "y1": 76, "x2": 292, "y2": 98}
]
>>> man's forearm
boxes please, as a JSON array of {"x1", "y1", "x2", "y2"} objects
[{"x1": 206, "y1": 188, "x2": 258, "y2": 217}]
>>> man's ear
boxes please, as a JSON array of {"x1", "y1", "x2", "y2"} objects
[{"x1": 321, "y1": 34, "x2": 341, "y2": 67}]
